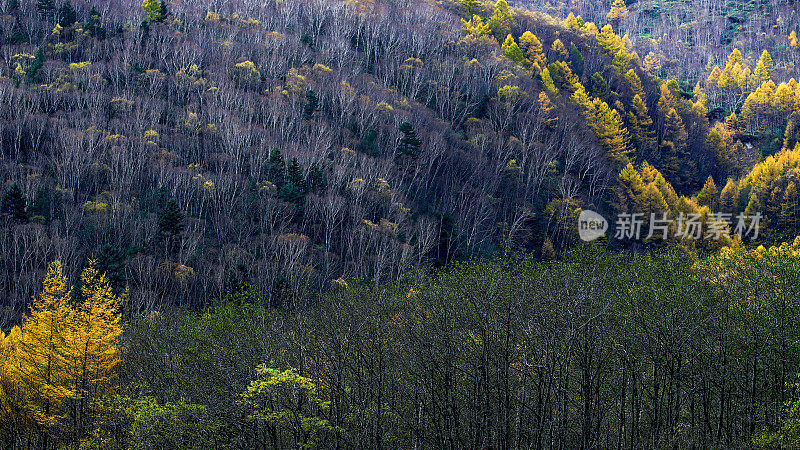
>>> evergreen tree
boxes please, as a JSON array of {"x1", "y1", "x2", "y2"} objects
[
  {"x1": 590, "y1": 73, "x2": 611, "y2": 102},
  {"x1": 696, "y1": 176, "x2": 719, "y2": 209},
  {"x1": 628, "y1": 95, "x2": 656, "y2": 155},
  {"x1": 26, "y1": 48, "x2": 44, "y2": 83},
  {"x1": 36, "y1": 0, "x2": 55, "y2": 20},
  {"x1": 568, "y1": 42, "x2": 584, "y2": 78},
  {"x1": 307, "y1": 165, "x2": 326, "y2": 193},
  {"x1": 719, "y1": 179, "x2": 739, "y2": 214},
  {"x1": 781, "y1": 181, "x2": 798, "y2": 230},
  {"x1": 459, "y1": 0, "x2": 483, "y2": 15},
  {"x1": 5, "y1": 0, "x2": 19, "y2": 12},
  {"x1": 303, "y1": 90, "x2": 320, "y2": 119},
  {"x1": 86, "y1": 7, "x2": 106, "y2": 39},
  {"x1": 1, "y1": 183, "x2": 27, "y2": 224},
  {"x1": 158, "y1": 198, "x2": 185, "y2": 237},
  {"x1": 487, "y1": 0, "x2": 512, "y2": 40},
  {"x1": 286, "y1": 158, "x2": 306, "y2": 194},
  {"x1": 397, "y1": 122, "x2": 422, "y2": 159},
  {"x1": 501, "y1": 34, "x2": 524, "y2": 64},
  {"x1": 158, "y1": 0, "x2": 169, "y2": 20},
  {"x1": 358, "y1": 127, "x2": 379, "y2": 157},
  {"x1": 269, "y1": 148, "x2": 286, "y2": 187},
  {"x1": 96, "y1": 244, "x2": 128, "y2": 295},
  {"x1": 57, "y1": 0, "x2": 76, "y2": 27}
]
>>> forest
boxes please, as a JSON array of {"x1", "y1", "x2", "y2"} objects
[{"x1": 0, "y1": 0, "x2": 799, "y2": 447}]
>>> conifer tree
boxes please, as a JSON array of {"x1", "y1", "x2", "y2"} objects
[
  {"x1": 304, "y1": 90, "x2": 320, "y2": 119},
  {"x1": 719, "y1": 179, "x2": 739, "y2": 214},
  {"x1": 625, "y1": 69, "x2": 645, "y2": 99},
  {"x1": 397, "y1": 122, "x2": 422, "y2": 159},
  {"x1": 26, "y1": 48, "x2": 44, "y2": 83},
  {"x1": 65, "y1": 261, "x2": 123, "y2": 435},
  {"x1": 269, "y1": 148, "x2": 286, "y2": 187},
  {"x1": 569, "y1": 42, "x2": 584, "y2": 77},
  {"x1": 487, "y1": 0, "x2": 512, "y2": 40},
  {"x1": 459, "y1": 0, "x2": 484, "y2": 15},
  {"x1": 518, "y1": 31, "x2": 545, "y2": 71},
  {"x1": 36, "y1": 0, "x2": 55, "y2": 20},
  {"x1": 158, "y1": 198, "x2": 185, "y2": 237},
  {"x1": 754, "y1": 50, "x2": 774, "y2": 82},
  {"x1": 501, "y1": 34, "x2": 524, "y2": 64},
  {"x1": 781, "y1": 181, "x2": 799, "y2": 230},
  {"x1": 606, "y1": 0, "x2": 628, "y2": 30},
  {"x1": 86, "y1": 7, "x2": 106, "y2": 39},
  {"x1": 1, "y1": 183, "x2": 27, "y2": 224},
  {"x1": 11, "y1": 261, "x2": 75, "y2": 430},
  {"x1": 57, "y1": 0, "x2": 76, "y2": 27},
  {"x1": 628, "y1": 95, "x2": 656, "y2": 155},
  {"x1": 696, "y1": 176, "x2": 719, "y2": 209}
]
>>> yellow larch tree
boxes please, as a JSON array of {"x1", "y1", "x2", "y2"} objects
[
  {"x1": 65, "y1": 260, "x2": 124, "y2": 437},
  {"x1": 10, "y1": 261, "x2": 76, "y2": 430}
]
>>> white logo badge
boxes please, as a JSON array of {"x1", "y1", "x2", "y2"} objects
[{"x1": 578, "y1": 210, "x2": 607, "y2": 242}]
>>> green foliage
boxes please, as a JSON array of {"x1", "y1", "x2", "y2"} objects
[
  {"x1": 125, "y1": 396, "x2": 219, "y2": 449},
  {"x1": 1, "y1": 183, "x2": 27, "y2": 224},
  {"x1": 158, "y1": 198, "x2": 185, "y2": 236},
  {"x1": 35, "y1": 0, "x2": 54, "y2": 20},
  {"x1": 142, "y1": 0, "x2": 161, "y2": 22},
  {"x1": 58, "y1": 0, "x2": 76, "y2": 27},
  {"x1": 397, "y1": 121, "x2": 422, "y2": 159},
  {"x1": 304, "y1": 90, "x2": 320, "y2": 119},
  {"x1": 26, "y1": 48, "x2": 44, "y2": 83},
  {"x1": 86, "y1": 7, "x2": 106, "y2": 39},
  {"x1": 240, "y1": 365, "x2": 334, "y2": 449}
]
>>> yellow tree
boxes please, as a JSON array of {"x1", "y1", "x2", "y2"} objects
[
  {"x1": 755, "y1": 50, "x2": 774, "y2": 82},
  {"x1": 65, "y1": 260, "x2": 123, "y2": 437},
  {"x1": 518, "y1": 31, "x2": 545, "y2": 72},
  {"x1": 11, "y1": 261, "x2": 75, "y2": 432},
  {"x1": 142, "y1": 0, "x2": 161, "y2": 22},
  {"x1": 606, "y1": 0, "x2": 628, "y2": 30},
  {"x1": 487, "y1": 0, "x2": 513, "y2": 40}
]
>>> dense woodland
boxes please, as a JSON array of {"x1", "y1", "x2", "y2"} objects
[{"x1": 1, "y1": 0, "x2": 800, "y2": 447}]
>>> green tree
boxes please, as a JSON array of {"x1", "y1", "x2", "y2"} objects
[
  {"x1": 26, "y1": 48, "x2": 44, "y2": 83},
  {"x1": 240, "y1": 365, "x2": 334, "y2": 449},
  {"x1": 86, "y1": 7, "x2": 106, "y2": 39},
  {"x1": 35, "y1": 0, "x2": 54, "y2": 20},
  {"x1": 696, "y1": 176, "x2": 719, "y2": 209},
  {"x1": 269, "y1": 148, "x2": 286, "y2": 187},
  {"x1": 57, "y1": 0, "x2": 76, "y2": 26},
  {"x1": 1, "y1": 183, "x2": 27, "y2": 224},
  {"x1": 5, "y1": 0, "x2": 19, "y2": 12},
  {"x1": 501, "y1": 34, "x2": 524, "y2": 64},
  {"x1": 459, "y1": 0, "x2": 484, "y2": 15},
  {"x1": 628, "y1": 95, "x2": 656, "y2": 155},
  {"x1": 487, "y1": 0, "x2": 513, "y2": 40},
  {"x1": 303, "y1": 90, "x2": 320, "y2": 119},
  {"x1": 397, "y1": 122, "x2": 422, "y2": 159},
  {"x1": 569, "y1": 42, "x2": 584, "y2": 77},
  {"x1": 157, "y1": 198, "x2": 185, "y2": 237}
]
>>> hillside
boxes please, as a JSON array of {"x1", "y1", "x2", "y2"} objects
[{"x1": 1, "y1": 0, "x2": 800, "y2": 447}]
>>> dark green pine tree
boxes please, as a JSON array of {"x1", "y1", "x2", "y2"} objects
[
  {"x1": 58, "y1": 0, "x2": 76, "y2": 26},
  {"x1": 280, "y1": 157, "x2": 307, "y2": 204},
  {"x1": 96, "y1": 244, "x2": 127, "y2": 295},
  {"x1": 86, "y1": 7, "x2": 106, "y2": 39},
  {"x1": 158, "y1": 198, "x2": 185, "y2": 237},
  {"x1": 397, "y1": 122, "x2": 422, "y2": 159},
  {"x1": 569, "y1": 42, "x2": 584, "y2": 78},
  {"x1": 307, "y1": 165, "x2": 326, "y2": 193},
  {"x1": 158, "y1": 0, "x2": 169, "y2": 21},
  {"x1": 590, "y1": 73, "x2": 610, "y2": 102},
  {"x1": 35, "y1": 0, "x2": 55, "y2": 20},
  {"x1": 303, "y1": 90, "x2": 320, "y2": 119},
  {"x1": 269, "y1": 148, "x2": 286, "y2": 188},
  {"x1": 1, "y1": 183, "x2": 27, "y2": 224},
  {"x1": 26, "y1": 48, "x2": 44, "y2": 83}
]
